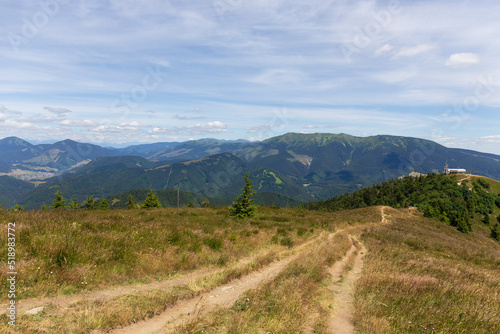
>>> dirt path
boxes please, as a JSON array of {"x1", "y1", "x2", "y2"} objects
[
  {"x1": 327, "y1": 238, "x2": 366, "y2": 334},
  {"x1": 1, "y1": 232, "x2": 326, "y2": 317},
  {"x1": 326, "y1": 206, "x2": 389, "y2": 333},
  {"x1": 1, "y1": 268, "x2": 216, "y2": 316},
  {"x1": 105, "y1": 233, "x2": 331, "y2": 334},
  {"x1": 103, "y1": 208, "x2": 389, "y2": 333},
  {"x1": 380, "y1": 206, "x2": 387, "y2": 223}
]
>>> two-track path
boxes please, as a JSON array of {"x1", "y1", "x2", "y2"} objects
[
  {"x1": 109, "y1": 207, "x2": 392, "y2": 334},
  {"x1": 2, "y1": 231, "x2": 327, "y2": 317},
  {"x1": 104, "y1": 231, "x2": 339, "y2": 334},
  {"x1": 7, "y1": 206, "x2": 393, "y2": 333}
]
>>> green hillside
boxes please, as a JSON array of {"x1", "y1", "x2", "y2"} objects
[
  {"x1": 234, "y1": 133, "x2": 500, "y2": 199},
  {"x1": 307, "y1": 173, "x2": 500, "y2": 237},
  {"x1": 0, "y1": 176, "x2": 34, "y2": 208},
  {"x1": 106, "y1": 189, "x2": 304, "y2": 209},
  {"x1": 3, "y1": 133, "x2": 500, "y2": 208},
  {"x1": 19, "y1": 153, "x2": 313, "y2": 209}
]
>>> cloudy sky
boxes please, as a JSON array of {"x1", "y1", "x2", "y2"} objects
[{"x1": 1, "y1": 0, "x2": 500, "y2": 154}]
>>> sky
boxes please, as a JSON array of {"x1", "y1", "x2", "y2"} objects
[{"x1": 1, "y1": 0, "x2": 500, "y2": 154}]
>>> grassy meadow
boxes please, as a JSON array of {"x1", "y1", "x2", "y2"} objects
[
  {"x1": 0, "y1": 203, "x2": 499, "y2": 333},
  {"x1": 1, "y1": 206, "x2": 374, "y2": 333},
  {"x1": 354, "y1": 209, "x2": 500, "y2": 334}
]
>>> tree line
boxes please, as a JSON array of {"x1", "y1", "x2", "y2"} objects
[
  {"x1": 305, "y1": 173, "x2": 500, "y2": 239},
  {"x1": 3, "y1": 174, "x2": 258, "y2": 219}
]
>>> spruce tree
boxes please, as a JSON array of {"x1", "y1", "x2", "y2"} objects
[
  {"x1": 51, "y1": 186, "x2": 66, "y2": 209},
  {"x1": 229, "y1": 173, "x2": 256, "y2": 218},
  {"x1": 127, "y1": 194, "x2": 136, "y2": 209},
  {"x1": 82, "y1": 195, "x2": 98, "y2": 210},
  {"x1": 142, "y1": 187, "x2": 161, "y2": 208},
  {"x1": 69, "y1": 198, "x2": 79, "y2": 210},
  {"x1": 13, "y1": 204, "x2": 25, "y2": 213},
  {"x1": 100, "y1": 198, "x2": 110, "y2": 210}
]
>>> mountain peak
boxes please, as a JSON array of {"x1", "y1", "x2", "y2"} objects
[{"x1": 0, "y1": 136, "x2": 33, "y2": 149}]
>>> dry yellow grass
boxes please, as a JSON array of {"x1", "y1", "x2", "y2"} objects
[
  {"x1": 354, "y1": 209, "x2": 500, "y2": 333},
  {"x1": 3, "y1": 204, "x2": 496, "y2": 333}
]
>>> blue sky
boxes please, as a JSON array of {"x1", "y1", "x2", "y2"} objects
[{"x1": 1, "y1": 0, "x2": 500, "y2": 154}]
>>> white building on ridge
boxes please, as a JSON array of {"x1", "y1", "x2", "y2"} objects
[{"x1": 444, "y1": 163, "x2": 466, "y2": 175}]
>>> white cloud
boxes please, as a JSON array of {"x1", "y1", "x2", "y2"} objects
[
  {"x1": 445, "y1": 53, "x2": 480, "y2": 67},
  {"x1": 248, "y1": 69, "x2": 304, "y2": 85},
  {"x1": 44, "y1": 107, "x2": 72, "y2": 115},
  {"x1": 182, "y1": 121, "x2": 229, "y2": 135},
  {"x1": 60, "y1": 120, "x2": 98, "y2": 127},
  {"x1": 1, "y1": 1, "x2": 500, "y2": 154},
  {"x1": 0, "y1": 112, "x2": 10, "y2": 121},
  {"x1": 173, "y1": 114, "x2": 206, "y2": 120},
  {"x1": 374, "y1": 44, "x2": 393, "y2": 57},
  {"x1": 19, "y1": 114, "x2": 62, "y2": 123},
  {"x1": 247, "y1": 123, "x2": 272, "y2": 134},
  {"x1": 148, "y1": 121, "x2": 229, "y2": 136},
  {"x1": 392, "y1": 44, "x2": 436, "y2": 58},
  {"x1": 119, "y1": 121, "x2": 145, "y2": 127},
  {"x1": 481, "y1": 135, "x2": 500, "y2": 141},
  {"x1": 4, "y1": 119, "x2": 35, "y2": 129}
]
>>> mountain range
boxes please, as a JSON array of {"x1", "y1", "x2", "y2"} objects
[{"x1": 1, "y1": 133, "x2": 499, "y2": 209}]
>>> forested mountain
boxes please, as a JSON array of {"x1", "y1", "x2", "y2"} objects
[
  {"x1": 0, "y1": 176, "x2": 34, "y2": 208},
  {"x1": 2, "y1": 133, "x2": 500, "y2": 209},
  {"x1": 142, "y1": 139, "x2": 253, "y2": 163},
  {"x1": 0, "y1": 137, "x2": 43, "y2": 163},
  {"x1": 233, "y1": 133, "x2": 500, "y2": 199},
  {"x1": 18, "y1": 153, "x2": 313, "y2": 209},
  {"x1": 0, "y1": 137, "x2": 121, "y2": 174}
]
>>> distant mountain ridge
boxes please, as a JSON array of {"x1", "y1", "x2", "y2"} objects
[
  {"x1": 1, "y1": 133, "x2": 500, "y2": 208},
  {"x1": 17, "y1": 153, "x2": 313, "y2": 209},
  {"x1": 0, "y1": 137, "x2": 121, "y2": 173}
]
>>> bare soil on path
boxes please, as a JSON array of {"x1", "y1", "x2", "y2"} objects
[
  {"x1": 1, "y1": 267, "x2": 215, "y2": 316},
  {"x1": 1, "y1": 233, "x2": 323, "y2": 317},
  {"x1": 325, "y1": 206, "x2": 389, "y2": 333},
  {"x1": 102, "y1": 232, "x2": 335, "y2": 334},
  {"x1": 327, "y1": 238, "x2": 366, "y2": 334},
  {"x1": 105, "y1": 247, "x2": 301, "y2": 334},
  {"x1": 8, "y1": 207, "x2": 394, "y2": 333}
]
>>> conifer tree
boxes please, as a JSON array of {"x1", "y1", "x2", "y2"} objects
[
  {"x1": 51, "y1": 186, "x2": 66, "y2": 209},
  {"x1": 82, "y1": 195, "x2": 98, "y2": 210},
  {"x1": 201, "y1": 199, "x2": 210, "y2": 208},
  {"x1": 100, "y1": 198, "x2": 110, "y2": 210},
  {"x1": 127, "y1": 194, "x2": 136, "y2": 209},
  {"x1": 142, "y1": 187, "x2": 161, "y2": 208},
  {"x1": 69, "y1": 198, "x2": 79, "y2": 210},
  {"x1": 41, "y1": 202, "x2": 47, "y2": 211},
  {"x1": 229, "y1": 173, "x2": 256, "y2": 218},
  {"x1": 13, "y1": 204, "x2": 25, "y2": 213}
]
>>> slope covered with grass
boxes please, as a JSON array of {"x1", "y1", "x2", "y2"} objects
[
  {"x1": 355, "y1": 209, "x2": 500, "y2": 333},
  {"x1": 307, "y1": 173, "x2": 500, "y2": 236}
]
